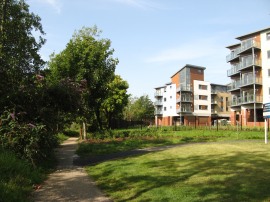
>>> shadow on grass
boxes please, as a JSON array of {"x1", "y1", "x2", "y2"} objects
[{"x1": 88, "y1": 149, "x2": 270, "y2": 202}]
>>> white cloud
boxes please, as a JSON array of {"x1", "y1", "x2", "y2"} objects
[{"x1": 36, "y1": 0, "x2": 62, "y2": 14}]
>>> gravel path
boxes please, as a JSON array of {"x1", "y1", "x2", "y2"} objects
[{"x1": 32, "y1": 137, "x2": 112, "y2": 202}]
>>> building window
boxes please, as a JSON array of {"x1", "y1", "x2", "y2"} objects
[
  {"x1": 164, "y1": 107, "x2": 167, "y2": 111},
  {"x1": 164, "y1": 98, "x2": 166, "y2": 102},
  {"x1": 199, "y1": 95, "x2": 208, "y2": 100},
  {"x1": 267, "y1": 32, "x2": 270, "y2": 40},
  {"x1": 170, "y1": 86, "x2": 172, "y2": 89},
  {"x1": 221, "y1": 106, "x2": 224, "y2": 112},
  {"x1": 268, "y1": 50, "x2": 270, "y2": 59},
  {"x1": 199, "y1": 105, "x2": 208, "y2": 110},
  {"x1": 199, "y1": 84, "x2": 208, "y2": 90},
  {"x1": 170, "y1": 96, "x2": 172, "y2": 99},
  {"x1": 170, "y1": 106, "x2": 172, "y2": 109}
]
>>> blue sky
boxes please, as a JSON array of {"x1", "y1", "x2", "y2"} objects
[{"x1": 28, "y1": 0, "x2": 270, "y2": 100}]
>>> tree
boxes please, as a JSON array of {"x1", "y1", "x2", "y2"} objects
[
  {"x1": 0, "y1": 0, "x2": 46, "y2": 111},
  {"x1": 102, "y1": 75, "x2": 129, "y2": 129},
  {"x1": 124, "y1": 95, "x2": 155, "y2": 124},
  {"x1": 48, "y1": 26, "x2": 118, "y2": 130}
]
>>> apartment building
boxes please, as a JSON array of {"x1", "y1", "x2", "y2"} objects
[
  {"x1": 155, "y1": 64, "x2": 213, "y2": 126},
  {"x1": 154, "y1": 83, "x2": 178, "y2": 126},
  {"x1": 226, "y1": 27, "x2": 270, "y2": 126},
  {"x1": 210, "y1": 84, "x2": 231, "y2": 124}
]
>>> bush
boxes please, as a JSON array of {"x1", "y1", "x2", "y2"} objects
[
  {"x1": 0, "y1": 111, "x2": 58, "y2": 167},
  {"x1": 0, "y1": 149, "x2": 44, "y2": 201},
  {"x1": 63, "y1": 129, "x2": 79, "y2": 137}
]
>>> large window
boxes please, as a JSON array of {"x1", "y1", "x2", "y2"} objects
[
  {"x1": 199, "y1": 105, "x2": 208, "y2": 110},
  {"x1": 199, "y1": 84, "x2": 208, "y2": 90},
  {"x1": 199, "y1": 95, "x2": 208, "y2": 100}
]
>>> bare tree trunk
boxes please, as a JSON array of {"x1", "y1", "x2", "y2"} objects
[{"x1": 83, "y1": 122, "x2": 86, "y2": 140}]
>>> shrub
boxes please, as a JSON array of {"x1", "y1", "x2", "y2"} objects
[
  {"x1": 0, "y1": 149, "x2": 44, "y2": 201},
  {"x1": 0, "y1": 111, "x2": 58, "y2": 167}
]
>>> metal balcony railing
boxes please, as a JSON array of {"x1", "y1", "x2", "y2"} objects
[{"x1": 227, "y1": 63, "x2": 240, "y2": 77}]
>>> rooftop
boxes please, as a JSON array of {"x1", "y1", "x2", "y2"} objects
[
  {"x1": 236, "y1": 27, "x2": 270, "y2": 40},
  {"x1": 171, "y1": 64, "x2": 206, "y2": 78}
]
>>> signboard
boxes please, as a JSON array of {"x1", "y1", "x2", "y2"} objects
[{"x1": 263, "y1": 103, "x2": 270, "y2": 118}]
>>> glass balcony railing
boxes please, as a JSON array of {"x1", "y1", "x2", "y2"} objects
[
  {"x1": 240, "y1": 56, "x2": 261, "y2": 70},
  {"x1": 241, "y1": 76, "x2": 262, "y2": 87},
  {"x1": 241, "y1": 95, "x2": 263, "y2": 104},
  {"x1": 177, "y1": 107, "x2": 192, "y2": 113},
  {"x1": 211, "y1": 99, "x2": 217, "y2": 104},
  {"x1": 226, "y1": 47, "x2": 241, "y2": 62},
  {"x1": 240, "y1": 38, "x2": 261, "y2": 53},
  {"x1": 227, "y1": 63, "x2": 240, "y2": 77},
  {"x1": 154, "y1": 101, "x2": 163, "y2": 106},
  {"x1": 176, "y1": 96, "x2": 192, "y2": 103},
  {"x1": 228, "y1": 80, "x2": 241, "y2": 91},
  {"x1": 230, "y1": 96, "x2": 242, "y2": 106},
  {"x1": 154, "y1": 91, "x2": 163, "y2": 97},
  {"x1": 155, "y1": 109, "x2": 163, "y2": 115},
  {"x1": 176, "y1": 85, "x2": 192, "y2": 92}
]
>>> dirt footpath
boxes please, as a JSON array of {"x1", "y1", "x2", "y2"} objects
[{"x1": 32, "y1": 138, "x2": 112, "y2": 202}]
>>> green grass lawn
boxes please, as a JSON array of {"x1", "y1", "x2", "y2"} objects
[
  {"x1": 86, "y1": 141, "x2": 270, "y2": 202},
  {"x1": 77, "y1": 129, "x2": 264, "y2": 156}
]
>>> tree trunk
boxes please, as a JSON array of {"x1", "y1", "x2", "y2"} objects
[
  {"x1": 83, "y1": 122, "x2": 86, "y2": 140},
  {"x1": 95, "y1": 109, "x2": 103, "y2": 130}
]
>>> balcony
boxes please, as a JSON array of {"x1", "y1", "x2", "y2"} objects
[
  {"x1": 241, "y1": 95, "x2": 263, "y2": 104},
  {"x1": 211, "y1": 99, "x2": 218, "y2": 104},
  {"x1": 176, "y1": 107, "x2": 192, "y2": 113},
  {"x1": 241, "y1": 76, "x2": 262, "y2": 87},
  {"x1": 230, "y1": 96, "x2": 242, "y2": 107},
  {"x1": 176, "y1": 96, "x2": 192, "y2": 103},
  {"x1": 226, "y1": 47, "x2": 241, "y2": 62},
  {"x1": 228, "y1": 80, "x2": 241, "y2": 92},
  {"x1": 154, "y1": 100, "x2": 163, "y2": 106},
  {"x1": 155, "y1": 109, "x2": 163, "y2": 115},
  {"x1": 227, "y1": 63, "x2": 240, "y2": 77},
  {"x1": 176, "y1": 85, "x2": 192, "y2": 92},
  {"x1": 154, "y1": 91, "x2": 163, "y2": 97},
  {"x1": 240, "y1": 56, "x2": 261, "y2": 71},
  {"x1": 239, "y1": 38, "x2": 261, "y2": 53}
]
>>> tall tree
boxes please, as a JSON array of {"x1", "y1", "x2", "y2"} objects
[
  {"x1": 0, "y1": 0, "x2": 45, "y2": 110},
  {"x1": 102, "y1": 75, "x2": 129, "y2": 129},
  {"x1": 124, "y1": 95, "x2": 155, "y2": 124},
  {"x1": 49, "y1": 26, "x2": 118, "y2": 130}
]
